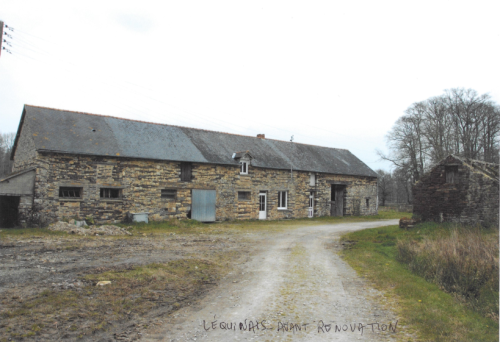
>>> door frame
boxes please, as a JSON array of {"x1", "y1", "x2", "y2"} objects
[
  {"x1": 330, "y1": 185, "x2": 345, "y2": 217},
  {"x1": 259, "y1": 192, "x2": 267, "y2": 220},
  {"x1": 308, "y1": 192, "x2": 314, "y2": 218}
]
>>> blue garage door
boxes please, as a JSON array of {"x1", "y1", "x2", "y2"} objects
[{"x1": 191, "y1": 189, "x2": 216, "y2": 222}]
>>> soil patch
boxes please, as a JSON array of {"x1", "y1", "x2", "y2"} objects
[{"x1": 0, "y1": 230, "x2": 257, "y2": 341}]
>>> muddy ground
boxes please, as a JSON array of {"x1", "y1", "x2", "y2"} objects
[{"x1": 0, "y1": 227, "x2": 260, "y2": 342}]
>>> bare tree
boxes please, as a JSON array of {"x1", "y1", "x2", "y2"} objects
[
  {"x1": 440, "y1": 88, "x2": 500, "y2": 162},
  {"x1": 378, "y1": 105, "x2": 428, "y2": 182},
  {"x1": 0, "y1": 132, "x2": 15, "y2": 177},
  {"x1": 421, "y1": 97, "x2": 455, "y2": 163},
  {"x1": 393, "y1": 166, "x2": 413, "y2": 204},
  {"x1": 378, "y1": 88, "x2": 500, "y2": 193},
  {"x1": 376, "y1": 169, "x2": 393, "y2": 206}
]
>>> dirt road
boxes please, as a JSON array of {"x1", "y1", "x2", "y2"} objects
[{"x1": 147, "y1": 220, "x2": 402, "y2": 342}]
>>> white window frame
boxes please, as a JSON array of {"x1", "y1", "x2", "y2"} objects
[
  {"x1": 240, "y1": 161, "x2": 248, "y2": 175},
  {"x1": 278, "y1": 191, "x2": 287, "y2": 209}
]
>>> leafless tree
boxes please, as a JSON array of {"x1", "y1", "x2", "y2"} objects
[
  {"x1": 0, "y1": 132, "x2": 15, "y2": 177},
  {"x1": 376, "y1": 169, "x2": 393, "y2": 206},
  {"x1": 378, "y1": 88, "x2": 499, "y2": 191},
  {"x1": 421, "y1": 97, "x2": 456, "y2": 163},
  {"x1": 442, "y1": 88, "x2": 499, "y2": 162},
  {"x1": 377, "y1": 105, "x2": 428, "y2": 182}
]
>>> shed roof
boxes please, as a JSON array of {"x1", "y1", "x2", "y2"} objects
[
  {"x1": 12, "y1": 105, "x2": 378, "y2": 177},
  {"x1": 435, "y1": 155, "x2": 499, "y2": 182}
]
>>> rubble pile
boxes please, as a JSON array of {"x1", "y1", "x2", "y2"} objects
[
  {"x1": 51, "y1": 279, "x2": 86, "y2": 291},
  {"x1": 48, "y1": 220, "x2": 132, "y2": 236},
  {"x1": 399, "y1": 217, "x2": 420, "y2": 229}
]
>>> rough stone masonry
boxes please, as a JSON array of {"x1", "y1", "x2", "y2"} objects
[
  {"x1": 413, "y1": 155, "x2": 499, "y2": 226},
  {"x1": 22, "y1": 152, "x2": 377, "y2": 224}
]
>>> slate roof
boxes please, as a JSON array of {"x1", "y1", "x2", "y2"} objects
[{"x1": 12, "y1": 105, "x2": 378, "y2": 178}]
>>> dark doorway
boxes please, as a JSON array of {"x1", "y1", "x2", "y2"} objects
[
  {"x1": 330, "y1": 185, "x2": 344, "y2": 217},
  {"x1": 0, "y1": 196, "x2": 20, "y2": 228}
]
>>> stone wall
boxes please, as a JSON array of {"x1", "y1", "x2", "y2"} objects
[
  {"x1": 24, "y1": 152, "x2": 377, "y2": 224},
  {"x1": 413, "y1": 155, "x2": 499, "y2": 226},
  {"x1": 12, "y1": 118, "x2": 38, "y2": 173}
]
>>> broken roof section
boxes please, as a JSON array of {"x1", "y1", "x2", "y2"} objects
[{"x1": 12, "y1": 105, "x2": 378, "y2": 177}]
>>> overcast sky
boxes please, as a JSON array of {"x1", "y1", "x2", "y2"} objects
[{"x1": 1, "y1": 1, "x2": 499, "y2": 171}]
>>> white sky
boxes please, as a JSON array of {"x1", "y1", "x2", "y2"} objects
[{"x1": 1, "y1": 1, "x2": 499, "y2": 171}]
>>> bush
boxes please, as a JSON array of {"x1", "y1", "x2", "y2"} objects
[
  {"x1": 397, "y1": 226, "x2": 499, "y2": 318},
  {"x1": 85, "y1": 216, "x2": 95, "y2": 225}
]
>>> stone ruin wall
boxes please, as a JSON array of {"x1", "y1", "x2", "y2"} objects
[{"x1": 413, "y1": 156, "x2": 499, "y2": 226}]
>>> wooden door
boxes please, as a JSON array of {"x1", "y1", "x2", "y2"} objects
[
  {"x1": 330, "y1": 185, "x2": 344, "y2": 217},
  {"x1": 335, "y1": 188, "x2": 344, "y2": 216}
]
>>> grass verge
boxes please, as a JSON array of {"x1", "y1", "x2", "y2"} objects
[
  {"x1": 1, "y1": 210, "x2": 404, "y2": 239},
  {"x1": 340, "y1": 223, "x2": 499, "y2": 341}
]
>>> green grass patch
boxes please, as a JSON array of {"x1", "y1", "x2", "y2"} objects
[
  {"x1": 0, "y1": 227, "x2": 67, "y2": 238},
  {"x1": 340, "y1": 223, "x2": 499, "y2": 341},
  {"x1": 84, "y1": 259, "x2": 220, "y2": 285},
  {"x1": 1, "y1": 210, "x2": 409, "y2": 239}
]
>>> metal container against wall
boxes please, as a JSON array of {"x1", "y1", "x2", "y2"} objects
[{"x1": 131, "y1": 212, "x2": 149, "y2": 223}]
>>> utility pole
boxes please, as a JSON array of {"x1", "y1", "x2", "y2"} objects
[
  {"x1": 290, "y1": 135, "x2": 294, "y2": 180},
  {"x1": 0, "y1": 21, "x2": 13, "y2": 57},
  {"x1": 0, "y1": 21, "x2": 3, "y2": 58}
]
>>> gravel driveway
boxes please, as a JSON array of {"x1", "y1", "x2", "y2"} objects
[{"x1": 147, "y1": 220, "x2": 402, "y2": 342}]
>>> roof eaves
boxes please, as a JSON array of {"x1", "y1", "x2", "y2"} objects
[
  {"x1": 10, "y1": 106, "x2": 27, "y2": 161},
  {"x1": 0, "y1": 167, "x2": 36, "y2": 182},
  {"x1": 251, "y1": 164, "x2": 378, "y2": 177}
]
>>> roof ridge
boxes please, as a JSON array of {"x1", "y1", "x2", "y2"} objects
[{"x1": 24, "y1": 104, "x2": 348, "y2": 151}]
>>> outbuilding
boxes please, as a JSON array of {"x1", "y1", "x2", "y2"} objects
[{"x1": 413, "y1": 155, "x2": 499, "y2": 226}]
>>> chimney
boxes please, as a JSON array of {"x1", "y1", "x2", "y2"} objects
[{"x1": 257, "y1": 134, "x2": 265, "y2": 139}]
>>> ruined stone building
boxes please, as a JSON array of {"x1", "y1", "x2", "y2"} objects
[
  {"x1": 413, "y1": 155, "x2": 499, "y2": 226},
  {"x1": 0, "y1": 105, "x2": 378, "y2": 227}
]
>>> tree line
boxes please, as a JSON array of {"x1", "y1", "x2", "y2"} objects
[
  {"x1": 377, "y1": 88, "x2": 500, "y2": 205},
  {"x1": 0, "y1": 132, "x2": 15, "y2": 178},
  {"x1": 377, "y1": 88, "x2": 499, "y2": 205}
]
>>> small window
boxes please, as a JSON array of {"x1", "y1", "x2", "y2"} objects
[
  {"x1": 445, "y1": 166, "x2": 458, "y2": 184},
  {"x1": 181, "y1": 162, "x2": 192, "y2": 181},
  {"x1": 278, "y1": 191, "x2": 287, "y2": 209},
  {"x1": 238, "y1": 191, "x2": 251, "y2": 201},
  {"x1": 366, "y1": 198, "x2": 370, "y2": 208},
  {"x1": 59, "y1": 187, "x2": 82, "y2": 198},
  {"x1": 100, "y1": 188, "x2": 121, "y2": 199},
  {"x1": 309, "y1": 174, "x2": 315, "y2": 186},
  {"x1": 240, "y1": 161, "x2": 248, "y2": 175},
  {"x1": 161, "y1": 189, "x2": 177, "y2": 199}
]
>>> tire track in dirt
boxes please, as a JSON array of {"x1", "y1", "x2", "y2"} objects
[{"x1": 147, "y1": 220, "x2": 405, "y2": 342}]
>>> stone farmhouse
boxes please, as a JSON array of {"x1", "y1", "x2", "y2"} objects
[
  {"x1": 413, "y1": 155, "x2": 499, "y2": 226},
  {"x1": 0, "y1": 105, "x2": 378, "y2": 227}
]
